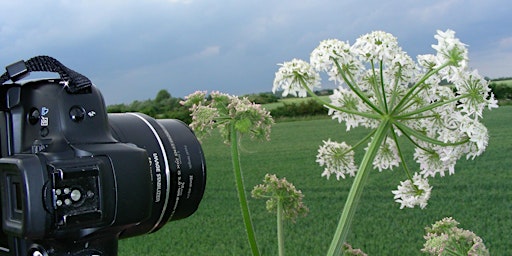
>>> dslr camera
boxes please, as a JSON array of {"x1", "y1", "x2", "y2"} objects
[{"x1": 0, "y1": 56, "x2": 207, "y2": 255}]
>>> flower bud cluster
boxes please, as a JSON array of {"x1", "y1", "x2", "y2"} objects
[
  {"x1": 181, "y1": 91, "x2": 274, "y2": 144},
  {"x1": 252, "y1": 174, "x2": 309, "y2": 222},
  {"x1": 422, "y1": 217, "x2": 489, "y2": 255}
]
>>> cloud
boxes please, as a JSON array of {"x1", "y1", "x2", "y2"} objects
[
  {"x1": 499, "y1": 36, "x2": 512, "y2": 49},
  {"x1": 193, "y1": 46, "x2": 221, "y2": 59},
  {"x1": 407, "y1": 0, "x2": 460, "y2": 22},
  {"x1": 1, "y1": 0, "x2": 510, "y2": 104},
  {"x1": 164, "y1": 0, "x2": 193, "y2": 3},
  {"x1": 470, "y1": 51, "x2": 512, "y2": 78}
]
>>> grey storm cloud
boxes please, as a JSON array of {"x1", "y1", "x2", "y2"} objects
[{"x1": 1, "y1": 0, "x2": 510, "y2": 104}]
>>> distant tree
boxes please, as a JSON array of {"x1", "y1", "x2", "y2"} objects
[
  {"x1": 107, "y1": 104, "x2": 128, "y2": 113},
  {"x1": 270, "y1": 99, "x2": 327, "y2": 118},
  {"x1": 155, "y1": 89, "x2": 171, "y2": 103},
  {"x1": 489, "y1": 82, "x2": 512, "y2": 100},
  {"x1": 244, "y1": 92, "x2": 279, "y2": 104}
]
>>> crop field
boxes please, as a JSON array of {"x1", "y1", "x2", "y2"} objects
[{"x1": 119, "y1": 106, "x2": 512, "y2": 255}]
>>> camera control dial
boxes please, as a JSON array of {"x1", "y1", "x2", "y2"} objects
[{"x1": 69, "y1": 106, "x2": 86, "y2": 122}]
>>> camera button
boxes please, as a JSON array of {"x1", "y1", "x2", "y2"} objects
[
  {"x1": 71, "y1": 189, "x2": 82, "y2": 201},
  {"x1": 40, "y1": 127, "x2": 49, "y2": 137},
  {"x1": 69, "y1": 106, "x2": 86, "y2": 122},
  {"x1": 28, "y1": 107, "x2": 40, "y2": 125}
]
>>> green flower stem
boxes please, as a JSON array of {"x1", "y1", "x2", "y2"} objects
[
  {"x1": 379, "y1": 60, "x2": 389, "y2": 113},
  {"x1": 230, "y1": 124, "x2": 260, "y2": 256},
  {"x1": 370, "y1": 60, "x2": 385, "y2": 110},
  {"x1": 333, "y1": 60, "x2": 384, "y2": 115},
  {"x1": 392, "y1": 123, "x2": 432, "y2": 154},
  {"x1": 390, "y1": 128, "x2": 414, "y2": 182},
  {"x1": 394, "y1": 94, "x2": 466, "y2": 120},
  {"x1": 392, "y1": 121, "x2": 469, "y2": 147},
  {"x1": 297, "y1": 76, "x2": 381, "y2": 120},
  {"x1": 388, "y1": 65, "x2": 403, "y2": 110},
  {"x1": 444, "y1": 247, "x2": 466, "y2": 256},
  {"x1": 277, "y1": 198, "x2": 285, "y2": 256},
  {"x1": 327, "y1": 120, "x2": 391, "y2": 256},
  {"x1": 392, "y1": 62, "x2": 450, "y2": 115}
]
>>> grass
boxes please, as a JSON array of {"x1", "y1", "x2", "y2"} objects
[{"x1": 119, "y1": 105, "x2": 512, "y2": 255}]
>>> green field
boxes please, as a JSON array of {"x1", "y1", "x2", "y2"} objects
[{"x1": 119, "y1": 106, "x2": 512, "y2": 255}]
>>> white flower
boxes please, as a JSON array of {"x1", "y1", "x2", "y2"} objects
[
  {"x1": 310, "y1": 39, "x2": 360, "y2": 84},
  {"x1": 372, "y1": 137, "x2": 400, "y2": 172},
  {"x1": 273, "y1": 29, "x2": 497, "y2": 210},
  {"x1": 432, "y1": 29, "x2": 468, "y2": 81},
  {"x1": 459, "y1": 118, "x2": 489, "y2": 159},
  {"x1": 316, "y1": 139, "x2": 357, "y2": 180},
  {"x1": 454, "y1": 70, "x2": 499, "y2": 118},
  {"x1": 328, "y1": 86, "x2": 377, "y2": 130},
  {"x1": 351, "y1": 31, "x2": 401, "y2": 62},
  {"x1": 383, "y1": 51, "x2": 418, "y2": 92},
  {"x1": 414, "y1": 143, "x2": 462, "y2": 178},
  {"x1": 417, "y1": 54, "x2": 437, "y2": 71},
  {"x1": 273, "y1": 58, "x2": 321, "y2": 97},
  {"x1": 392, "y1": 173, "x2": 432, "y2": 209}
]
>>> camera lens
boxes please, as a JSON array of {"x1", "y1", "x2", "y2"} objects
[{"x1": 108, "y1": 113, "x2": 206, "y2": 235}]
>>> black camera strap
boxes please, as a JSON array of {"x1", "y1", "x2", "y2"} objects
[{"x1": 0, "y1": 56, "x2": 92, "y2": 93}]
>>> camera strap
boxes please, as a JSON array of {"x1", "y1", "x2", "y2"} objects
[{"x1": 0, "y1": 55, "x2": 92, "y2": 93}]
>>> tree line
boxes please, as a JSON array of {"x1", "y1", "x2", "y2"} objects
[
  {"x1": 107, "y1": 89, "x2": 192, "y2": 123},
  {"x1": 489, "y1": 80, "x2": 512, "y2": 102},
  {"x1": 107, "y1": 81, "x2": 511, "y2": 123}
]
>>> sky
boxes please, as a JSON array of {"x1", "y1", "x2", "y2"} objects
[{"x1": 1, "y1": 0, "x2": 511, "y2": 104}]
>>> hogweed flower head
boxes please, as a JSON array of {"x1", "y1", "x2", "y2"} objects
[
  {"x1": 341, "y1": 243, "x2": 368, "y2": 256},
  {"x1": 316, "y1": 139, "x2": 357, "y2": 180},
  {"x1": 183, "y1": 91, "x2": 275, "y2": 255},
  {"x1": 252, "y1": 174, "x2": 309, "y2": 222},
  {"x1": 392, "y1": 173, "x2": 432, "y2": 209},
  {"x1": 371, "y1": 137, "x2": 400, "y2": 172},
  {"x1": 273, "y1": 58, "x2": 321, "y2": 97},
  {"x1": 181, "y1": 91, "x2": 274, "y2": 143},
  {"x1": 422, "y1": 217, "x2": 489, "y2": 255},
  {"x1": 273, "y1": 29, "x2": 497, "y2": 210}
]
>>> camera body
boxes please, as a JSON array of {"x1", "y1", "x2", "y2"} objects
[{"x1": 0, "y1": 57, "x2": 206, "y2": 255}]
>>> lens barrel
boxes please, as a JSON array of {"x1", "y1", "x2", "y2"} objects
[{"x1": 108, "y1": 113, "x2": 206, "y2": 236}]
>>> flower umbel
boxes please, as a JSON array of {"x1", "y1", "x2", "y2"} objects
[
  {"x1": 422, "y1": 217, "x2": 489, "y2": 255},
  {"x1": 392, "y1": 173, "x2": 432, "y2": 209},
  {"x1": 182, "y1": 91, "x2": 274, "y2": 143},
  {"x1": 316, "y1": 139, "x2": 357, "y2": 180},
  {"x1": 272, "y1": 29, "x2": 497, "y2": 255},
  {"x1": 273, "y1": 29, "x2": 496, "y2": 208},
  {"x1": 183, "y1": 91, "x2": 275, "y2": 256},
  {"x1": 273, "y1": 58, "x2": 321, "y2": 97},
  {"x1": 252, "y1": 174, "x2": 308, "y2": 256},
  {"x1": 252, "y1": 174, "x2": 309, "y2": 222}
]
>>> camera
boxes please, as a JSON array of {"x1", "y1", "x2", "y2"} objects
[{"x1": 0, "y1": 56, "x2": 207, "y2": 255}]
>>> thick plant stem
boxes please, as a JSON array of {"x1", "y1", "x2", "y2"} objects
[
  {"x1": 230, "y1": 125, "x2": 260, "y2": 256},
  {"x1": 327, "y1": 120, "x2": 391, "y2": 256},
  {"x1": 277, "y1": 199, "x2": 285, "y2": 256}
]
